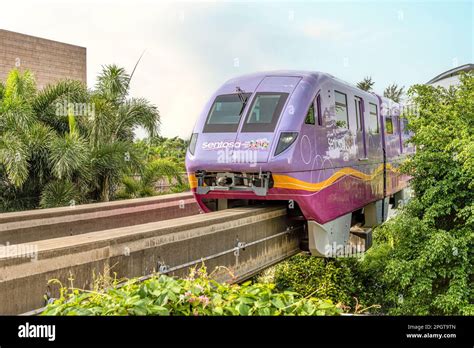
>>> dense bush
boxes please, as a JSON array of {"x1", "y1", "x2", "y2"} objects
[
  {"x1": 42, "y1": 269, "x2": 341, "y2": 316},
  {"x1": 361, "y1": 210, "x2": 473, "y2": 315},
  {"x1": 272, "y1": 255, "x2": 366, "y2": 311},
  {"x1": 359, "y1": 73, "x2": 474, "y2": 315}
]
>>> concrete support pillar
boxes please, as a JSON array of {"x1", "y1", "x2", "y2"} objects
[
  {"x1": 307, "y1": 213, "x2": 351, "y2": 257},
  {"x1": 364, "y1": 198, "x2": 389, "y2": 227}
]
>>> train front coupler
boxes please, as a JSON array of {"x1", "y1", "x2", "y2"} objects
[{"x1": 195, "y1": 170, "x2": 272, "y2": 196}]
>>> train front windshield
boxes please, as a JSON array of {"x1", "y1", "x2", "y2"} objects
[
  {"x1": 203, "y1": 92, "x2": 288, "y2": 133},
  {"x1": 203, "y1": 93, "x2": 251, "y2": 133},
  {"x1": 241, "y1": 92, "x2": 288, "y2": 132}
]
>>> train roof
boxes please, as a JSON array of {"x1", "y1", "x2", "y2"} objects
[
  {"x1": 224, "y1": 70, "x2": 332, "y2": 82},
  {"x1": 224, "y1": 70, "x2": 383, "y2": 100}
]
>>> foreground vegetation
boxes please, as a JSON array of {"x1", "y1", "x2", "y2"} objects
[{"x1": 42, "y1": 268, "x2": 341, "y2": 316}]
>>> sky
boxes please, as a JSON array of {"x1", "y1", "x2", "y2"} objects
[{"x1": 1, "y1": 0, "x2": 472, "y2": 139}]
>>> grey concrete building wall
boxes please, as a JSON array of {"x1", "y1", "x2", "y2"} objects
[{"x1": 0, "y1": 29, "x2": 86, "y2": 89}]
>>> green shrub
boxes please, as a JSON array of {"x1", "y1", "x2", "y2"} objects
[
  {"x1": 360, "y1": 73, "x2": 474, "y2": 315},
  {"x1": 360, "y1": 208, "x2": 473, "y2": 315},
  {"x1": 42, "y1": 268, "x2": 341, "y2": 316},
  {"x1": 272, "y1": 254, "x2": 366, "y2": 311}
]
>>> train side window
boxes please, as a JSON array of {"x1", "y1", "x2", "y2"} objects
[
  {"x1": 402, "y1": 117, "x2": 409, "y2": 135},
  {"x1": 385, "y1": 114, "x2": 394, "y2": 134},
  {"x1": 335, "y1": 91, "x2": 349, "y2": 128},
  {"x1": 354, "y1": 96, "x2": 363, "y2": 131},
  {"x1": 304, "y1": 102, "x2": 315, "y2": 125},
  {"x1": 368, "y1": 103, "x2": 379, "y2": 133},
  {"x1": 316, "y1": 94, "x2": 323, "y2": 126}
]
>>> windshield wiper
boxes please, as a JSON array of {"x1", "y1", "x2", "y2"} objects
[{"x1": 236, "y1": 86, "x2": 248, "y2": 114}]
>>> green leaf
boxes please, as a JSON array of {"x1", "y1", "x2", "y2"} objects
[
  {"x1": 271, "y1": 298, "x2": 285, "y2": 309},
  {"x1": 237, "y1": 303, "x2": 250, "y2": 316}
]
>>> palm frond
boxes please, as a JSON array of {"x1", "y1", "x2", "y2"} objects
[
  {"x1": 0, "y1": 102, "x2": 36, "y2": 133},
  {"x1": 96, "y1": 65, "x2": 130, "y2": 103},
  {"x1": 115, "y1": 175, "x2": 141, "y2": 199},
  {"x1": 48, "y1": 132, "x2": 90, "y2": 180},
  {"x1": 384, "y1": 84, "x2": 405, "y2": 103},
  {"x1": 357, "y1": 76, "x2": 375, "y2": 92},
  {"x1": 4, "y1": 69, "x2": 37, "y2": 102},
  {"x1": 33, "y1": 79, "x2": 88, "y2": 113},
  {"x1": 40, "y1": 180, "x2": 82, "y2": 208},
  {"x1": 142, "y1": 158, "x2": 183, "y2": 187},
  {"x1": 114, "y1": 98, "x2": 160, "y2": 139},
  {"x1": 26, "y1": 123, "x2": 55, "y2": 185},
  {"x1": 0, "y1": 131, "x2": 30, "y2": 187},
  {"x1": 32, "y1": 80, "x2": 89, "y2": 133}
]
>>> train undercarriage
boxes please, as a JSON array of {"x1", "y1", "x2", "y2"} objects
[{"x1": 194, "y1": 171, "x2": 412, "y2": 258}]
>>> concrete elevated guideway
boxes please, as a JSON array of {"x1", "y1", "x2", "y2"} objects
[
  {"x1": 0, "y1": 194, "x2": 304, "y2": 314},
  {"x1": 0, "y1": 193, "x2": 200, "y2": 244}
]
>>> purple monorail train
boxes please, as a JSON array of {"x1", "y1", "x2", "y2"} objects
[{"x1": 185, "y1": 71, "x2": 413, "y2": 256}]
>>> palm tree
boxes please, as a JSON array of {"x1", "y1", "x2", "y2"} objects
[
  {"x1": 0, "y1": 69, "x2": 91, "y2": 209},
  {"x1": 357, "y1": 76, "x2": 375, "y2": 92},
  {"x1": 0, "y1": 65, "x2": 163, "y2": 210},
  {"x1": 384, "y1": 83, "x2": 405, "y2": 103},
  {"x1": 88, "y1": 64, "x2": 160, "y2": 201}
]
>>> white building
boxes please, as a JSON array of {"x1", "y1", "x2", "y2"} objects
[{"x1": 427, "y1": 64, "x2": 474, "y2": 88}]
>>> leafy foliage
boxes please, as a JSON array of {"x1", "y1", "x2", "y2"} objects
[
  {"x1": 0, "y1": 66, "x2": 180, "y2": 210},
  {"x1": 40, "y1": 180, "x2": 83, "y2": 208},
  {"x1": 116, "y1": 158, "x2": 184, "y2": 199},
  {"x1": 136, "y1": 136, "x2": 188, "y2": 166},
  {"x1": 356, "y1": 76, "x2": 375, "y2": 92},
  {"x1": 359, "y1": 73, "x2": 474, "y2": 315},
  {"x1": 384, "y1": 83, "x2": 405, "y2": 103},
  {"x1": 271, "y1": 255, "x2": 366, "y2": 311},
  {"x1": 361, "y1": 211, "x2": 473, "y2": 315},
  {"x1": 42, "y1": 268, "x2": 341, "y2": 316}
]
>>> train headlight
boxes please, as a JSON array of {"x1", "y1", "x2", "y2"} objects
[
  {"x1": 188, "y1": 133, "x2": 198, "y2": 155},
  {"x1": 275, "y1": 132, "x2": 298, "y2": 156}
]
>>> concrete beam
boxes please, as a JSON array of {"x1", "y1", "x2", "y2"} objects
[
  {"x1": 0, "y1": 206, "x2": 303, "y2": 314},
  {"x1": 0, "y1": 193, "x2": 200, "y2": 244},
  {"x1": 0, "y1": 192, "x2": 195, "y2": 223}
]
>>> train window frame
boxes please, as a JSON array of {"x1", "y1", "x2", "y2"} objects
[
  {"x1": 316, "y1": 94, "x2": 323, "y2": 126},
  {"x1": 334, "y1": 90, "x2": 349, "y2": 129},
  {"x1": 241, "y1": 92, "x2": 289, "y2": 133},
  {"x1": 203, "y1": 93, "x2": 252, "y2": 133},
  {"x1": 385, "y1": 114, "x2": 394, "y2": 134},
  {"x1": 354, "y1": 96, "x2": 363, "y2": 131},
  {"x1": 304, "y1": 101, "x2": 315, "y2": 125},
  {"x1": 402, "y1": 117, "x2": 409, "y2": 135},
  {"x1": 368, "y1": 102, "x2": 379, "y2": 134}
]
